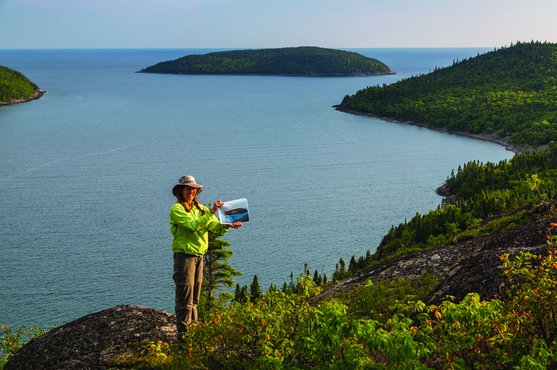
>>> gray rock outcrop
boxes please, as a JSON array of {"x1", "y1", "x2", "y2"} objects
[
  {"x1": 313, "y1": 214, "x2": 550, "y2": 305},
  {"x1": 5, "y1": 305, "x2": 176, "y2": 370}
]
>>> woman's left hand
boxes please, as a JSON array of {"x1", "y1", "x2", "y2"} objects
[
  {"x1": 230, "y1": 221, "x2": 242, "y2": 229},
  {"x1": 211, "y1": 200, "x2": 224, "y2": 214}
]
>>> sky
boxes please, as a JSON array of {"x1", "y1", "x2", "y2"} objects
[{"x1": 1, "y1": 0, "x2": 556, "y2": 49}]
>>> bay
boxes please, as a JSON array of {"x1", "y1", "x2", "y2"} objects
[{"x1": 0, "y1": 48, "x2": 513, "y2": 327}]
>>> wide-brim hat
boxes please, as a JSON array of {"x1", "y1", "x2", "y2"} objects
[{"x1": 172, "y1": 175, "x2": 203, "y2": 196}]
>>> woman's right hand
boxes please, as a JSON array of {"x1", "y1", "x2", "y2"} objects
[
  {"x1": 229, "y1": 221, "x2": 242, "y2": 229},
  {"x1": 211, "y1": 200, "x2": 224, "y2": 214}
]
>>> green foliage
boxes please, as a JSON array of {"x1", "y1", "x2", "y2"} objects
[
  {"x1": 341, "y1": 275, "x2": 438, "y2": 321},
  {"x1": 501, "y1": 223, "x2": 557, "y2": 346},
  {"x1": 0, "y1": 324, "x2": 47, "y2": 368},
  {"x1": 129, "y1": 276, "x2": 433, "y2": 369},
  {"x1": 141, "y1": 47, "x2": 392, "y2": 76},
  {"x1": 419, "y1": 294, "x2": 513, "y2": 368},
  {"x1": 0, "y1": 66, "x2": 40, "y2": 104},
  {"x1": 339, "y1": 41, "x2": 557, "y2": 147}
]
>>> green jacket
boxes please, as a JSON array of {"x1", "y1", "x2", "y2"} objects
[{"x1": 169, "y1": 202, "x2": 229, "y2": 255}]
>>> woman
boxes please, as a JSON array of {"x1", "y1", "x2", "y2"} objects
[{"x1": 170, "y1": 175, "x2": 241, "y2": 335}]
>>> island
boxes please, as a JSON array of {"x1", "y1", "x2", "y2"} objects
[
  {"x1": 139, "y1": 46, "x2": 394, "y2": 76},
  {"x1": 336, "y1": 41, "x2": 557, "y2": 149},
  {"x1": 0, "y1": 66, "x2": 44, "y2": 106}
]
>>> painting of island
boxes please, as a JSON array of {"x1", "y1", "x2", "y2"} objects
[{"x1": 216, "y1": 198, "x2": 250, "y2": 224}]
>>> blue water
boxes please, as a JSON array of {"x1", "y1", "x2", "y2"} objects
[{"x1": 0, "y1": 48, "x2": 513, "y2": 327}]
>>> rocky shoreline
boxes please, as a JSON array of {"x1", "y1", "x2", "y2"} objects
[{"x1": 0, "y1": 89, "x2": 45, "y2": 106}]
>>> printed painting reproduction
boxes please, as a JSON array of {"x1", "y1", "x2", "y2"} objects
[{"x1": 216, "y1": 198, "x2": 250, "y2": 224}]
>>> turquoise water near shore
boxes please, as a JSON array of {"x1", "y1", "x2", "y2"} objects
[{"x1": 0, "y1": 48, "x2": 513, "y2": 327}]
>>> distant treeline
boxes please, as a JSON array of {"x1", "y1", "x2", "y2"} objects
[
  {"x1": 0, "y1": 66, "x2": 41, "y2": 104},
  {"x1": 140, "y1": 46, "x2": 393, "y2": 76},
  {"x1": 338, "y1": 41, "x2": 557, "y2": 147}
]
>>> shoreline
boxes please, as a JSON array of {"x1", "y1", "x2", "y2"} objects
[
  {"x1": 334, "y1": 106, "x2": 527, "y2": 154},
  {"x1": 0, "y1": 89, "x2": 45, "y2": 107}
]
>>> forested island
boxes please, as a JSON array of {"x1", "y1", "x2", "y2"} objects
[
  {"x1": 0, "y1": 66, "x2": 44, "y2": 105},
  {"x1": 139, "y1": 46, "x2": 393, "y2": 76},
  {"x1": 337, "y1": 41, "x2": 557, "y2": 148}
]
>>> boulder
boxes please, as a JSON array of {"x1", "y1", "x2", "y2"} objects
[{"x1": 5, "y1": 305, "x2": 176, "y2": 370}]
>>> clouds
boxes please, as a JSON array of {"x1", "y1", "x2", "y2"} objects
[{"x1": 1, "y1": 0, "x2": 556, "y2": 48}]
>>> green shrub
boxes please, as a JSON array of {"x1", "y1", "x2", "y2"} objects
[{"x1": 0, "y1": 324, "x2": 46, "y2": 368}]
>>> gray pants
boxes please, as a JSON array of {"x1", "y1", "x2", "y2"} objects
[{"x1": 173, "y1": 253, "x2": 203, "y2": 334}]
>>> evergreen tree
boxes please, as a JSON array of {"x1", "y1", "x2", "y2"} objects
[
  {"x1": 233, "y1": 283, "x2": 250, "y2": 303},
  {"x1": 333, "y1": 258, "x2": 347, "y2": 281},
  {"x1": 313, "y1": 269, "x2": 322, "y2": 286},
  {"x1": 234, "y1": 284, "x2": 242, "y2": 302},
  {"x1": 240, "y1": 285, "x2": 249, "y2": 303},
  {"x1": 349, "y1": 256, "x2": 357, "y2": 273},
  {"x1": 202, "y1": 232, "x2": 242, "y2": 313},
  {"x1": 289, "y1": 272, "x2": 295, "y2": 292},
  {"x1": 250, "y1": 275, "x2": 262, "y2": 301},
  {"x1": 339, "y1": 258, "x2": 346, "y2": 275}
]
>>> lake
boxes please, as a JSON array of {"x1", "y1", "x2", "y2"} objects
[{"x1": 0, "y1": 48, "x2": 514, "y2": 327}]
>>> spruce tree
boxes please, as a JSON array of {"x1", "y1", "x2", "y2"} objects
[
  {"x1": 234, "y1": 283, "x2": 242, "y2": 302},
  {"x1": 349, "y1": 256, "x2": 357, "y2": 273},
  {"x1": 202, "y1": 231, "x2": 242, "y2": 312},
  {"x1": 313, "y1": 269, "x2": 320, "y2": 285},
  {"x1": 240, "y1": 285, "x2": 249, "y2": 303},
  {"x1": 250, "y1": 275, "x2": 262, "y2": 301},
  {"x1": 339, "y1": 258, "x2": 346, "y2": 275},
  {"x1": 333, "y1": 258, "x2": 347, "y2": 281}
]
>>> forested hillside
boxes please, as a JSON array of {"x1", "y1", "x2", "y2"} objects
[
  {"x1": 338, "y1": 41, "x2": 557, "y2": 147},
  {"x1": 0, "y1": 66, "x2": 42, "y2": 105},
  {"x1": 139, "y1": 47, "x2": 393, "y2": 76}
]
